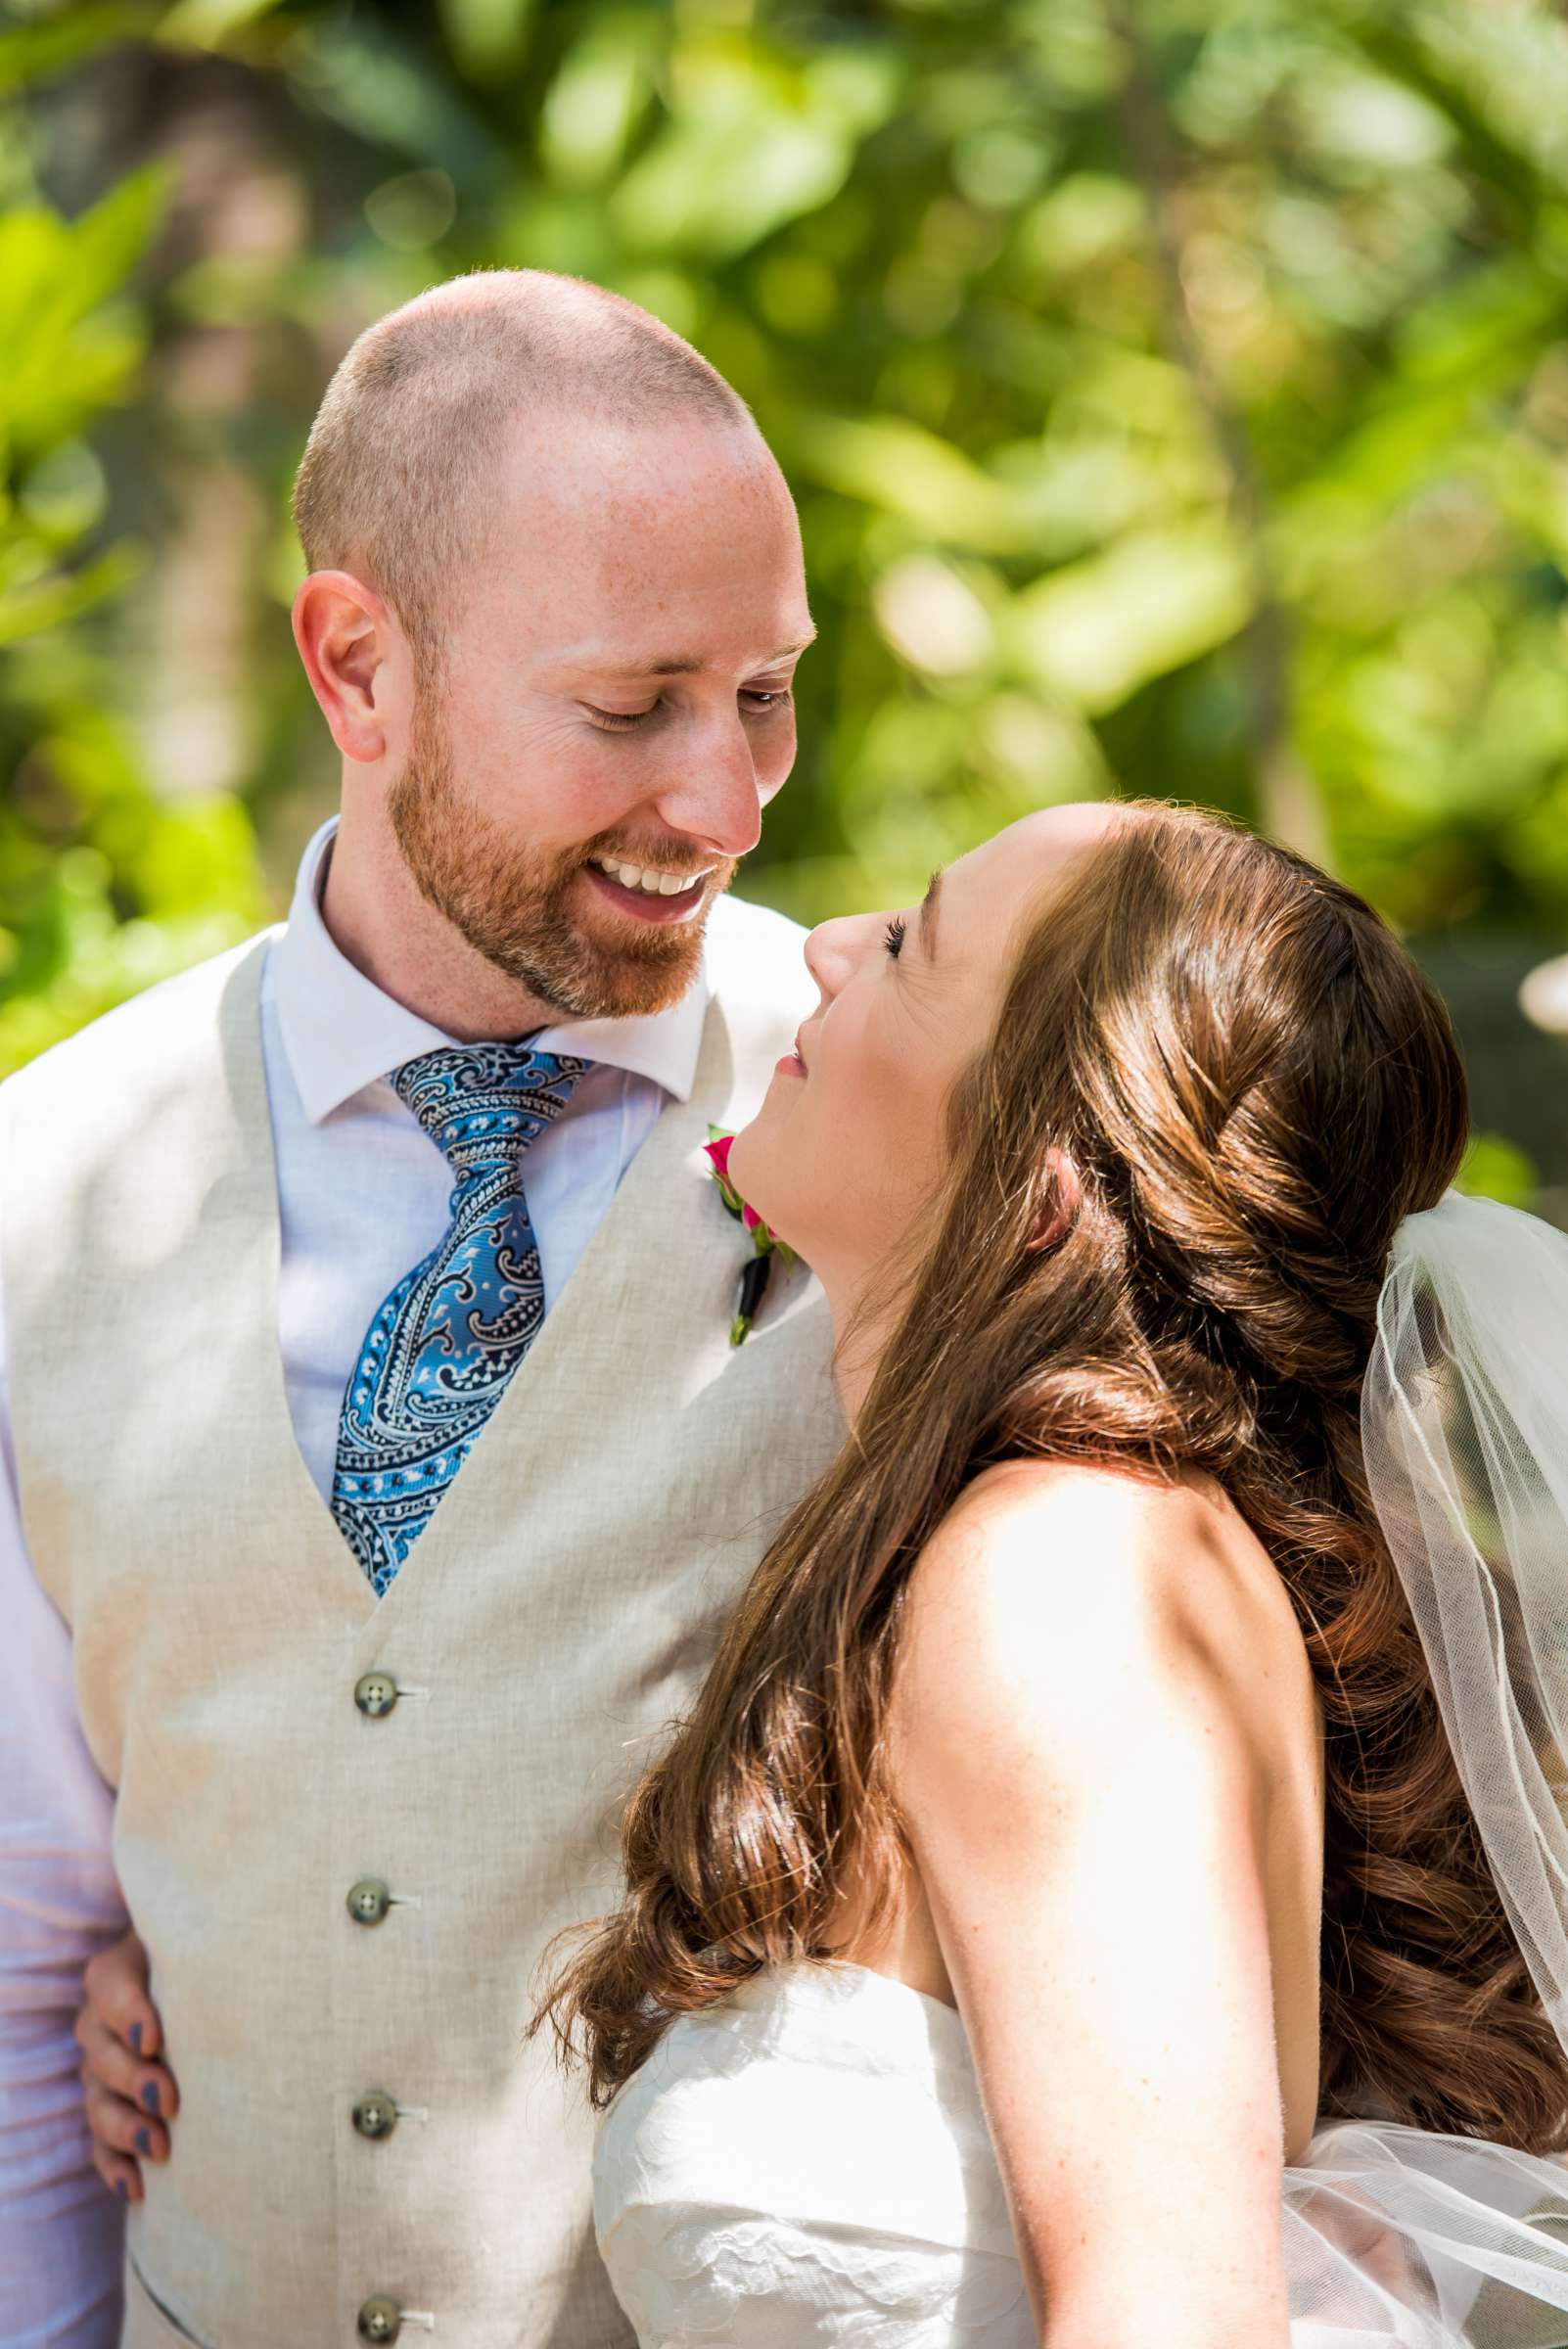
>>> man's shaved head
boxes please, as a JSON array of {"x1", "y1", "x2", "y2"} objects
[
  {"x1": 292, "y1": 268, "x2": 757, "y2": 672},
  {"x1": 291, "y1": 266, "x2": 808, "y2": 1041}
]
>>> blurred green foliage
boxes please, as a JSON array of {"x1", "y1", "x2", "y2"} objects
[
  {"x1": 6, "y1": 0, "x2": 1568, "y2": 1188},
  {"x1": 0, "y1": 22, "x2": 269, "y2": 1067}
]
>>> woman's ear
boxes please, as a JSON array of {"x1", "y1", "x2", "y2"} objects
[{"x1": 1025, "y1": 1148, "x2": 1080, "y2": 1255}]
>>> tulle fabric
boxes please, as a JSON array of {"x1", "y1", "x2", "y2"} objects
[
  {"x1": 1283, "y1": 2122, "x2": 1568, "y2": 2344},
  {"x1": 1361, "y1": 1194, "x2": 1568, "y2": 2062},
  {"x1": 593, "y1": 1960, "x2": 1568, "y2": 2346}
]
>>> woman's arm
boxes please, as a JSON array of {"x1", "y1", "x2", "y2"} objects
[{"x1": 889, "y1": 1462, "x2": 1295, "y2": 2349}]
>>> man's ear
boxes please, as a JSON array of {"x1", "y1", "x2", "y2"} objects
[
  {"x1": 1025, "y1": 1147, "x2": 1080, "y2": 1256},
  {"x1": 292, "y1": 569, "x2": 400, "y2": 764}
]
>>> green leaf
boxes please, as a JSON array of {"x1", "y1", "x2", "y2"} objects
[
  {"x1": 1009, "y1": 529, "x2": 1254, "y2": 714},
  {"x1": 0, "y1": 541, "x2": 146, "y2": 648},
  {"x1": 288, "y1": 18, "x2": 510, "y2": 185},
  {"x1": 0, "y1": 6, "x2": 152, "y2": 93},
  {"x1": 1458, "y1": 1131, "x2": 1540, "y2": 1208},
  {"x1": 63, "y1": 161, "x2": 168, "y2": 314},
  {"x1": 155, "y1": 0, "x2": 291, "y2": 49},
  {"x1": 609, "y1": 45, "x2": 897, "y2": 262},
  {"x1": 540, "y1": 10, "x2": 660, "y2": 192},
  {"x1": 0, "y1": 170, "x2": 163, "y2": 455},
  {"x1": 438, "y1": 0, "x2": 535, "y2": 81},
  {"x1": 789, "y1": 415, "x2": 1039, "y2": 554}
]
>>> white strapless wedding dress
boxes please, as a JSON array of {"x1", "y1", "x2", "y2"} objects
[{"x1": 592, "y1": 1959, "x2": 1568, "y2": 2348}]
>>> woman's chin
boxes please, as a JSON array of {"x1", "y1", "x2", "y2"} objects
[
  {"x1": 726, "y1": 1124, "x2": 761, "y2": 1200},
  {"x1": 726, "y1": 1124, "x2": 785, "y2": 1243}
]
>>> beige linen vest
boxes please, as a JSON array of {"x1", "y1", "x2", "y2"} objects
[{"x1": 2, "y1": 928, "x2": 844, "y2": 2348}]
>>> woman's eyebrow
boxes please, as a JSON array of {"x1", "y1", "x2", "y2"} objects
[{"x1": 917, "y1": 866, "x2": 945, "y2": 958}]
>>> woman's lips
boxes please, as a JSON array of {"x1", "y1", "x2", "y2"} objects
[{"x1": 582, "y1": 863, "x2": 710, "y2": 926}]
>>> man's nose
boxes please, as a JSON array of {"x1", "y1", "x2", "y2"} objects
[{"x1": 653, "y1": 714, "x2": 770, "y2": 859}]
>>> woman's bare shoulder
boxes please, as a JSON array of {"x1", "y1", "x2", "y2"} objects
[
  {"x1": 899, "y1": 1459, "x2": 1301, "y2": 1733},
  {"x1": 913, "y1": 1458, "x2": 1260, "y2": 1611}
]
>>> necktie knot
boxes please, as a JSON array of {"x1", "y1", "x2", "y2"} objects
[{"x1": 392, "y1": 1042, "x2": 593, "y2": 1191}]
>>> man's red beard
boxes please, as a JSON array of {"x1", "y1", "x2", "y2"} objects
[{"x1": 389, "y1": 686, "x2": 735, "y2": 1021}]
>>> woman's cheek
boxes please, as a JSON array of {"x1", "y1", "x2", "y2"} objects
[
  {"x1": 869, "y1": 1050, "x2": 954, "y2": 1238},
  {"x1": 855, "y1": 1030, "x2": 917, "y2": 1154}
]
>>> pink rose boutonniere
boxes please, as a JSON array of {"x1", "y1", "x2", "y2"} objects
[{"x1": 704, "y1": 1128, "x2": 797, "y2": 1346}]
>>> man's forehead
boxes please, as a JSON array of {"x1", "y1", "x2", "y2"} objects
[{"x1": 498, "y1": 406, "x2": 782, "y2": 506}]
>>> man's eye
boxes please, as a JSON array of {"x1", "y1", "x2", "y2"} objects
[
  {"x1": 587, "y1": 706, "x2": 656, "y2": 731},
  {"x1": 741, "y1": 688, "x2": 792, "y2": 714}
]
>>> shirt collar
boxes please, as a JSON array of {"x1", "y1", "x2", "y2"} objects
[{"x1": 272, "y1": 816, "x2": 711, "y2": 1125}]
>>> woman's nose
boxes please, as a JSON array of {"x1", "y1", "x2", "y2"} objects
[{"x1": 803, "y1": 914, "x2": 860, "y2": 1002}]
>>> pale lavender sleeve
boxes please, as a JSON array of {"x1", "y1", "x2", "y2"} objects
[{"x1": 0, "y1": 1250, "x2": 129, "y2": 2343}]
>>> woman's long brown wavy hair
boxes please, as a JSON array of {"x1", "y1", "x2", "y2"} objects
[{"x1": 540, "y1": 801, "x2": 1568, "y2": 2150}]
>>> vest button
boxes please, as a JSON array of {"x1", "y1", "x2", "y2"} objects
[
  {"x1": 352, "y1": 2090, "x2": 398, "y2": 2141},
  {"x1": 357, "y1": 2299, "x2": 402, "y2": 2342},
  {"x1": 346, "y1": 1877, "x2": 392, "y2": 1927},
  {"x1": 354, "y1": 1672, "x2": 398, "y2": 1719}
]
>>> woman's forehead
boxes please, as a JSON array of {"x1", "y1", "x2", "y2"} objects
[{"x1": 952, "y1": 803, "x2": 1118, "y2": 910}]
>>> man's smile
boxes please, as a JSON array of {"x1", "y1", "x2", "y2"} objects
[{"x1": 581, "y1": 859, "x2": 714, "y2": 925}]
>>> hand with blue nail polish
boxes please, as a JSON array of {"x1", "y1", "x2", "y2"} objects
[{"x1": 74, "y1": 1928, "x2": 177, "y2": 2205}]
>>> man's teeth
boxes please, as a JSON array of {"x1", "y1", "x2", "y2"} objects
[{"x1": 590, "y1": 857, "x2": 710, "y2": 898}]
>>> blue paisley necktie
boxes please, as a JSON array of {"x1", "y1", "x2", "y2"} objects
[{"x1": 332, "y1": 1041, "x2": 592, "y2": 1594}]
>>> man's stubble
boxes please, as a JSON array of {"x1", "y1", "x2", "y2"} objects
[{"x1": 389, "y1": 678, "x2": 735, "y2": 1024}]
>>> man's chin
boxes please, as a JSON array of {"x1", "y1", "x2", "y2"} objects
[
  {"x1": 496, "y1": 898, "x2": 713, "y2": 1023},
  {"x1": 561, "y1": 958, "x2": 703, "y2": 1022},
  {"x1": 549, "y1": 868, "x2": 723, "y2": 1020}
]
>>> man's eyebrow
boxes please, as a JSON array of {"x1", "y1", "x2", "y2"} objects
[
  {"x1": 917, "y1": 865, "x2": 945, "y2": 958},
  {"x1": 564, "y1": 630, "x2": 818, "y2": 681}
]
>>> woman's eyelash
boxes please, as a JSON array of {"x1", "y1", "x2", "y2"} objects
[{"x1": 884, "y1": 915, "x2": 906, "y2": 960}]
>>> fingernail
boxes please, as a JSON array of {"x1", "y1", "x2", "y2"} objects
[
  {"x1": 129, "y1": 2024, "x2": 143, "y2": 2055},
  {"x1": 115, "y1": 2179, "x2": 129, "y2": 2201},
  {"x1": 141, "y1": 2082, "x2": 160, "y2": 2116},
  {"x1": 135, "y1": 2128, "x2": 151, "y2": 2156}
]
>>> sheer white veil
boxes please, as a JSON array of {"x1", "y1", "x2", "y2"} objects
[
  {"x1": 1281, "y1": 1188, "x2": 1568, "y2": 2345},
  {"x1": 1362, "y1": 1190, "x2": 1568, "y2": 2050}
]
